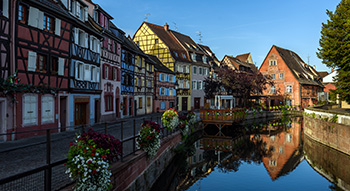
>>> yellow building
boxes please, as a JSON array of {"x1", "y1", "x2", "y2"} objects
[{"x1": 133, "y1": 22, "x2": 191, "y2": 111}]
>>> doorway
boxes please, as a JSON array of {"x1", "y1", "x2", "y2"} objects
[
  {"x1": 129, "y1": 98, "x2": 133, "y2": 116},
  {"x1": 94, "y1": 99, "x2": 100, "y2": 124},
  {"x1": 116, "y1": 98, "x2": 120, "y2": 118},
  {"x1": 75, "y1": 103, "x2": 87, "y2": 126},
  {"x1": 182, "y1": 97, "x2": 188, "y2": 111},
  {"x1": 59, "y1": 97, "x2": 67, "y2": 131},
  {"x1": 194, "y1": 97, "x2": 200, "y2": 110}
]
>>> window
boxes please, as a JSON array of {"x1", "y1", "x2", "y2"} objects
[
  {"x1": 174, "y1": 52, "x2": 178, "y2": 57},
  {"x1": 155, "y1": 39, "x2": 159, "y2": 44},
  {"x1": 269, "y1": 160, "x2": 277, "y2": 166},
  {"x1": 160, "y1": 102, "x2": 165, "y2": 110},
  {"x1": 138, "y1": 57, "x2": 142, "y2": 67},
  {"x1": 147, "y1": 80, "x2": 151, "y2": 87},
  {"x1": 287, "y1": 134, "x2": 292, "y2": 142},
  {"x1": 182, "y1": 53, "x2": 186, "y2": 58},
  {"x1": 43, "y1": 14, "x2": 54, "y2": 32},
  {"x1": 287, "y1": 85, "x2": 292, "y2": 93},
  {"x1": 37, "y1": 54, "x2": 47, "y2": 72},
  {"x1": 104, "y1": 93, "x2": 113, "y2": 112},
  {"x1": 113, "y1": 68, "x2": 117, "y2": 81},
  {"x1": 76, "y1": 62, "x2": 84, "y2": 80},
  {"x1": 269, "y1": 60, "x2": 277, "y2": 66},
  {"x1": 199, "y1": 67, "x2": 203, "y2": 75},
  {"x1": 271, "y1": 74, "x2": 275, "y2": 79},
  {"x1": 271, "y1": 86, "x2": 276, "y2": 94},
  {"x1": 192, "y1": 81, "x2": 197, "y2": 90},
  {"x1": 160, "y1": 87, "x2": 165, "y2": 95},
  {"x1": 192, "y1": 54, "x2": 196, "y2": 62},
  {"x1": 147, "y1": 97, "x2": 151, "y2": 107},
  {"x1": 51, "y1": 57, "x2": 58, "y2": 74},
  {"x1": 104, "y1": 65, "x2": 109, "y2": 80},
  {"x1": 138, "y1": 97, "x2": 142, "y2": 109},
  {"x1": 203, "y1": 56, "x2": 207, "y2": 63},
  {"x1": 18, "y1": 4, "x2": 27, "y2": 23},
  {"x1": 41, "y1": 95, "x2": 54, "y2": 124},
  {"x1": 197, "y1": 81, "x2": 202, "y2": 90},
  {"x1": 279, "y1": 73, "x2": 283, "y2": 79},
  {"x1": 23, "y1": 94, "x2": 38, "y2": 126},
  {"x1": 193, "y1": 66, "x2": 197, "y2": 74}
]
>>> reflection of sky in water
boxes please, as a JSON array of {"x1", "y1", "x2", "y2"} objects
[{"x1": 187, "y1": 160, "x2": 332, "y2": 191}]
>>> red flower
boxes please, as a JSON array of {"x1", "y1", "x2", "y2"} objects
[
  {"x1": 91, "y1": 153, "x2": 95, "y2": 156},
  {"x1": 102, "y1": 155, "x2": 107, "y2": 159},
  {"x1": 84, "y1": 150, "x2": 87, "y2": 153},
  {"x1": 92, "y1": 170, "x2": 97, "y2": 174}
]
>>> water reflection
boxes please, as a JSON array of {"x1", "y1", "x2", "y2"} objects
[{"x1": 151, "y1": 117, "x2": 348, "y2": 191}]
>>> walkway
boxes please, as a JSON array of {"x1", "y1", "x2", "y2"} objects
[{"x1": 0, "y1": 113, "x2": 163, "y2": 190}]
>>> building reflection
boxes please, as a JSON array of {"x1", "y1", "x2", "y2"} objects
[{"x1": 251, "y1": 117, "x2": 304, "y2": 180}]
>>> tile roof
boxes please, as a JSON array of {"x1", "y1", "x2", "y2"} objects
[
  {"x1": 274, "y1": 46, "x2": 323, "y2": 86},
  {"x1": 148, "y1": 55, "x2": 175, "y2": 74},
  {"x1": 317, "y1": 71, "x2": 329, "y2": 78},
  {"x1": 143, "y1": 22, "x2": 189, "y2": 62},
  {"x1": 170, "y1": 31, "x2": 204, "y2": 55},
  {"x1": 236, "y1": 53, "x2": 250, "y2": 63},
  {"x1": 223, "y1": 55, "x2": 256, "y2": 72}
]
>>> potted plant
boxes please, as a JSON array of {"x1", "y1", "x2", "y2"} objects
[
  {"x1": 136, "y1": 120, "x2": 161, "y2": 158},
  {"x1": 161, "y1": 108, "x2": 179, "y2": 130},
  {"x1": 66, "y1": 129, "x2": 122, "y2": 191}
]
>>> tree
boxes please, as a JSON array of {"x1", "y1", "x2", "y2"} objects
[
  {"x1": 204, "y1": 66, "x2": 273, "y2": 107},
  {"x1": 317, "y1": 0, "x2": 350, "y2": 103}
]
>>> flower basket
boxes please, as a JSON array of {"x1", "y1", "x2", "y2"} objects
[
  {"x1": 187, "y1": 111, "x2": 196, "y2": 125},
  {"x1": 178, "y1": 114, "x2": 189, "y2": 137},
  {"x1": 66, "y1": 129, "x2": 121, "y2": 191},
  {"x1": 136, "y1": 120, "x2": 161, "y2": 158},
  {"x1": 161, "y1": 108, "x2": 179, "y2": 131}
]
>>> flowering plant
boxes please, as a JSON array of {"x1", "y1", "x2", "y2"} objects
[
  {"x1": 187, "y1": 111, "x2": 196, "y2": 125},
  {"x1": 178, "y1": 114, "x2": 189, "y2": 136},
  {"x1": 136, "y1": 120, "x2": 161, "y2": 158},
  {"x1": 161, "y1": 108, "x2": 179, "y2": 130},
  {"x1": 66, "y1": 130, "x2": 115, "y2": 191}
]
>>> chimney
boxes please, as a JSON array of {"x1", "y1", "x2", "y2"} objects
[{"x1": 164, "y1": 23, "x2": 169, "y2": 31}]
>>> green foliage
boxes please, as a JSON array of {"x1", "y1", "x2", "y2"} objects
[
  {"x1": 330, "y1": 114, "x2": 338, "y2": 123},
  {"x1": 311, "y1": 113, "x2": 316, "y2": 118},
  {"x1": 317, "y1": 0, "x2": 350, "y2": 103}
]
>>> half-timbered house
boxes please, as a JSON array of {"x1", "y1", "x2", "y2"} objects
[
  {"x1": 149, "y1": 55, "x2": 176, "y2": 113},
  {"x1": 14, "y1": 0, "x2": 73, "y2": 137},
  {"x1": 60, "y1": 0, "x2": 103, "y2": 126},
  {"x1": 0, "y1": 0, "x2": 12, "y2": 141},
  {"x1": 133, "y1": 22, "x2": 191, "y2": 111},
  {"x1": 83, "y1": 1, "x2": 122, "y2": 121}
]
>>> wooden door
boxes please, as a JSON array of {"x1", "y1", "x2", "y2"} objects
[
  {"x1": 182, "y1": 97, "x2": 188, "y2": 111},
  {"x1": 94, "y1": 99, "x2": 100, "y2": 124},
  {"x1": 194, "y1": 97, "x2": 200, "y2": 110},
  {"x1": 75, "y1": 103, "x2": 87, "y2": 126},
  {"x1": 129, "y1": 98, "x2": 133, "y2": 116},
  {"x1": 60, "y1": 97, "x2": 67, "y2": 131}
]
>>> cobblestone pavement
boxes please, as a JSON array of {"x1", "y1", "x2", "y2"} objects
[{"x1": 0, "y1": 113, "x2": 163, "y2": 190}]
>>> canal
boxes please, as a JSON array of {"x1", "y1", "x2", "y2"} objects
[{"x1": 151, "y1": 116, "x2": 350, "y2": 191}]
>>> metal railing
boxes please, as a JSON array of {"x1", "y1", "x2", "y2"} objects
[{"x1": 0, "y1": 114, "x2": 176, "y2": 191}]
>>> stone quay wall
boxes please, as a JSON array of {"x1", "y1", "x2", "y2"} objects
[
  {"x1": 110, "y1": 132, "x2": 182, "y2": 191},
  {"x1": 303, "y1": 110, "x2": 350, "y2": 156}
]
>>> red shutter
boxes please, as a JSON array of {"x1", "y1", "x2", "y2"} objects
[
  {"x1": 112, "y1": 40, "x2": 115, "y2": 53},
  {"x1": 117, "y1": 68, "x2": 121, "y2": 81},
  {"x1": 104, "y1": 38, "x2": 108, "y2": 49},
  {"x1": 100, "y1": 13, "x2": 104, "y2": 26},
  {"x1": 109, "y1": 65, "x2": 113, "y2": 80},
  {"x1": 102, "y1": 64, "x2": 106, "y2": 79}
]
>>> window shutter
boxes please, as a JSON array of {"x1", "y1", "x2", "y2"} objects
[
  {"x1": 102, "y1": 65, "x2": 106, "y2": 79},
  {"x1": 76, "y1": 2, "x2": 81, "y2": 17},
  {"x1": 173, "y1": 75, "x2": 176, "y2": 83},
  {"x1": 75, "y1": 62, "x2": 79, "y2": 79},
  {"x1": 159, "y1": 88, "x2": 162, "y2": 96},
  {"x1": 41, "y1": 95, "x2": 54, "y2": 124},
  {"x1": 173, "y1": 89, "x2": 176, "y2": 96},
  {"x1": 159, "y1": 73, "x2": 162, "y2": 82},
  {"x1": 104, "y1": 38, "x2": 108, "y2": 48},
  {"x1": 84, "y1": 64, "x2": 91, "y2": 81},
  {"x1": 74, "y1": 28, "x2": 79, "y2": 44},
  {"x1": 96, "y1": 68, "x2": 100, "y2": 82},
  {"x1": 3, "y1": 0, "x2": 9, "y2": 18},
  {"x1": 90, "y1": 37, "x2": 93, "y2": 51},
  {"x1": 97, "y1": 39, "x2": 101, "y2": 53},
  {"x1": 58, "y1": 58, "x2": 64, "y2": 76},
  {"x1": 109, "y1": 65, "x2": 113, "y2": 80},
  {"x1": 27, "y1": 51, "x2": 37, "y2": 71},
  {"x1": 166, "y1": 88, "x2": 169, "y2": 96},
  {"x1": 23, "y1": 95, "x2": 38, "y2": 125},
  {"x1": 117, "y1": 68, "x2": 121, "y2": 81},
  {"x1": 37, "y1": 10, "x2": 44, "y2": 29},
  {"x1": 62, "y1": 0, "x2": 68, "y2": 8},
  {"x1": 28, "y1": 7, "x2": 39, "y2": 27},
  {"x1": 104, "y1": 17, "x2": 108, "y2": 28},
  {"x1": 99, "y1": 12, "x2": 104, "y2": 26},
  {"x1": 85, "y1": 33, "x2": 89, "y2": 48},
  {"x1": 84, "y1": 7, "x2": 88, "y2": 21},
  {"x1": 55, "y1": 18, "x2": 61, "y2": 36}
]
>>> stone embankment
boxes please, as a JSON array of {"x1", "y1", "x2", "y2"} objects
[{"x1": 304, "y1": 107, "x2": 350, "y2": 156}]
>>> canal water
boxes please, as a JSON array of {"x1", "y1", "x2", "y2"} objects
[{"x1": 151, "y1": 117, "x2": 350, "y2": 191}]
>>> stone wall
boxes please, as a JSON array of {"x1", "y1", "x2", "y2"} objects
[
  {"x1": 110, "y1": 132, "x2": 182, "y2": 191},
  {"x1": 303, "y1": 136, "x2": 350, "y2": 190},
  {"x1": 305, "y1": 107, "x2": 350, "y2": 126},
  {"x1": 303, "y1": 115, "x2": 350, "y2": 156}
]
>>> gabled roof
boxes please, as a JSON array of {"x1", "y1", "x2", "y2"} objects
[
  {"x1": 236, "y1": 53, "x2": 250, "y2": 63},
  {"x1": 148, "y1": 55, "x2": 175, "y2": 74},
  {"x1": 222, "y1": 55, "x2": 256, "y2": 72},
  {"x1": 124, "y1": 36, "x2": 147, "y2": 56},
  {"x1": 273, "y1": 46, "x2": 323, "y2": 86},
  {"x1": 142, "y1": 22, "x2": 189, "y2": 62},
  {"x1": 170, "y1": 30, "x2": 204, "y2": 55},
  {"x1": 317, "y1": 71, "x2": 329, "y2": 79}
]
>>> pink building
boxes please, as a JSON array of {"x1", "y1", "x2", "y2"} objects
[{"x1": 149, "y1": 55, "x2": 176, "y2": 113}]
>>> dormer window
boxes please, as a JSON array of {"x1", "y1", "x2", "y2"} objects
[
  {"x1": 191, "y1": 54, "x2": 196, "y2": 62},
  {"x1": 182, "y1": 53, "x2": 186, "y2": 58},
  {"x1": 203, "y1": 56, "x2": 207, "y2": 63},
  {"x1": 155, "y1": 39, "x2": 159, "y2": 44},
  {"x1": 174, "y1": 52, "x2": 178, "y2": 57}
]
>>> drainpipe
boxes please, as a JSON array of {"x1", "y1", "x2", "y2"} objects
[{"x1": 11, "y1": 0, "x2": 17, "y2": 140}]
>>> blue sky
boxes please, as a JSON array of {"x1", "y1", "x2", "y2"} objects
[{"x1": 94, "y1": 0, "x2": 340, "y2": 72}]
